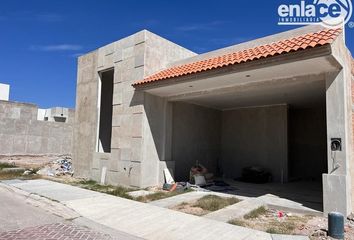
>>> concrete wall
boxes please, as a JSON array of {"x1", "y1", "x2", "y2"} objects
[
  {"x1": 140, "y1": 32, "x2": 196, "y2": 187},
  {"x1": 221, "y1": 105, "x2": 288, "y2": 182},
  {"x1": 0, "y1": 100, "x2": 73, "y2": 155},
  {"x1": 73, "y1": 50, "x2": 100, "y2": 178},
  {"x1": 288, "y1": 106, "x2": 327, "y2": 181},
  {"x1": 169, "y1": 103, "x2": 288, "y2": 183},
  {"x1": 171, "y1": 102, "x2": 221, "y2": 181},
  {"x1": 73, "y1": 30, "x2": 196, "y2": 187},
  {"x1": 322, "y1": 32, "x2": 354, "y2": 216},
  {"x1": 0, "y1": 83, "x2": 10, "y2": 101}
]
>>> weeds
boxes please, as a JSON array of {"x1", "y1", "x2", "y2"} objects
[
  {"x1": 135, "y1": 190, "x2": 187, "y2": 203},
  {"x1": 244, "y1": 206, "x2": 267, "y2": 219},
  {"x1": 266, "y1": 221, "x2": 296, "y2": 234},
  {"x1": 75, "y1": 179, "x2": 134, "y2": 199},
  {"x1": 0, "y1": 171, "x2": 41, "y2": 180},
  {"x1": 228, "y1": 208, "x2": 311, "y2": 236},
  {"x1": 0, "y1": 162, "x2": 16, "y2": 170},
  {"x1": 193, "y1": 195, "x2": 240, "y2": 211},
  {"x1": 228, "y1": 218, "x2": 248, "y2": 227}
]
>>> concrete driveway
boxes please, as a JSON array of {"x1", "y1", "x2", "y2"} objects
[{"x1": 2, "y1": 179, "x2": 309, "y2": 240}]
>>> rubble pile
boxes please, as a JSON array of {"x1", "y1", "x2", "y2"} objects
[{"x1": 37, "y1": 156, "x2": 73, "y2": 176}]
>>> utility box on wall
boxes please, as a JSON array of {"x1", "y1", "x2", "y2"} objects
[{"x1": 0, "y1": 83, "x2": 10, "y2": 101}]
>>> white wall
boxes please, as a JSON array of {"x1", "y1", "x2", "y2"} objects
[
  {"x1": 37, "y1": 109, "x2": 46, "y2": 120},
  {"x1": 0, "y1": 83, "x2": 10, "y2": 101}
]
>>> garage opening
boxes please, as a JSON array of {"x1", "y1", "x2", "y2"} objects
[
  {"x1": 97, "y1": 69, "x2": 114, "y2": 153},
  {"x1": 170, "y1": 75, "x2": 327, "y2": 211},
  {"x1": 172, "y1": 103, "x2": 290, "y2": 182}
]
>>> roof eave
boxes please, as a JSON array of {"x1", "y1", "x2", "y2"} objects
[{"x1": 133, "y1": 44, "x2": 334, "y2": 90}]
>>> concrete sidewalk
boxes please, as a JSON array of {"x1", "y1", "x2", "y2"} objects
[
  {"x1": 0, "y1": 182, "x2": 141, "y2": 240},
  {"x1": 3, "y1": 179, "x2": 309, "y2": 240}
]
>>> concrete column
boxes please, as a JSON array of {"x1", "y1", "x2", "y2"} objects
[
  {"x1": 323, "y1": 70, "x2": 352, "y2": 216},
  {"x1": 141, "y1": 94, "x2": 171, "y2": 187},
  {"x1": 73, "y1": 51, "x2": 99, "y2": 178}
]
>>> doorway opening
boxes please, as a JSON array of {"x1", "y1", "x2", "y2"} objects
[{"x1": 97, "y1": 69, "x2": 114, "y2": 153}]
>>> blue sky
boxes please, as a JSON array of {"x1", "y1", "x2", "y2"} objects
[{"x1": 1, "y1": 0, "x2": 353, "y2": 108}]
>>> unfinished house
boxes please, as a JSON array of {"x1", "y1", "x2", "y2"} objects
[{"x1": 73, "y1": 26, "x2": 354, "y2": 216}]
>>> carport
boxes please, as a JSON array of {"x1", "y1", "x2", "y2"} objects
[
  {"x1": 143, "y1": 54, "x2": 332, "y2": 210},
  {"x1": 133, "y1": 27, "x2": 353, "y2": 215}
]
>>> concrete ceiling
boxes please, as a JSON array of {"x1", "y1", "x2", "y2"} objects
[
  {"x1": 173, "y1": 75, "x2": 326, "y2": 110},
  {"x1": 144, "y1": 56, "x2": 338, "y2": 110}
]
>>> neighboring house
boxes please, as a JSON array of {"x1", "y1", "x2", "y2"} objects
[
  {"x1": 37, "y1": 107, "x2": 74, "y2": 123},
  {"x1": 73, "y1": 26, "x2": 354, "y2": 216},
  {"x1": 0, "y1": 83, "x2": 10, "y2": 101}
]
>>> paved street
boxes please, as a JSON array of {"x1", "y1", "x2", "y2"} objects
[
  {"x1": 0, "y1": 183, "x2": 62, "y2": 232},
  {"x1": 0, "y1": 223, "x2": 112, "y2": 240}
]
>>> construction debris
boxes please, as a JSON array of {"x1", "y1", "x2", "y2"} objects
[
  {"x1": 22, "y1": 169, "x2": 37, "y2": 175},
  {"x1": 190, "y1": 163, "x2": 213, "y2": 186},
  {"x1": 163, "y1": 168, "x2": 175, "y2": 184},
  {"x1": 37, "y1": 156, "x2": 73, "y2": 176}
]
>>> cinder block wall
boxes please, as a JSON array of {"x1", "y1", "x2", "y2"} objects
[{"x1": 0, "y1": 100, "x2": 74, "y2": 155}]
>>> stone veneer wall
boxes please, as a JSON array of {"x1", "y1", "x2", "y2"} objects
[
  {"x1": 73, "y1": 30, "x2": 196, "y2": 187},
  {"x1": 0, "y1": 100, "x2": 74, "y2": 155}
]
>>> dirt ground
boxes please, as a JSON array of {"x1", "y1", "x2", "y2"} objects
[
  {"x1": 229, "y1": 208, "x2": 354, "y2": 239},
  {"x1": 171, "y1": 201, "x2": 210, "y2": 216},
  {"x1": 0, "y1": 154, "x2": 70, "y2": 169}
]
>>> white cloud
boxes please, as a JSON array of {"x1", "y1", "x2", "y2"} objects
[{"x1": 30, "y1": 44, "x2": 83, "y2": 52}]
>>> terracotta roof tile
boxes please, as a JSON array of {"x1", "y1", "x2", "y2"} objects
[{"x1": 133, "y1": 28, "x2": 342, "y2": 86}]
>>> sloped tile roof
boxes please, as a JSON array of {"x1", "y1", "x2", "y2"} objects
[{"x1": 133, "y1": 28, "x2": 341, "y2": 86}]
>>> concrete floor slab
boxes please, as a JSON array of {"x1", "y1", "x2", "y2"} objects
[
  {"x1": 259, "y1": 195, "x2": 322, "y2": 216},
  {"x1": 224, "y1": 180, "x2": 323, "y2": 212}
]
